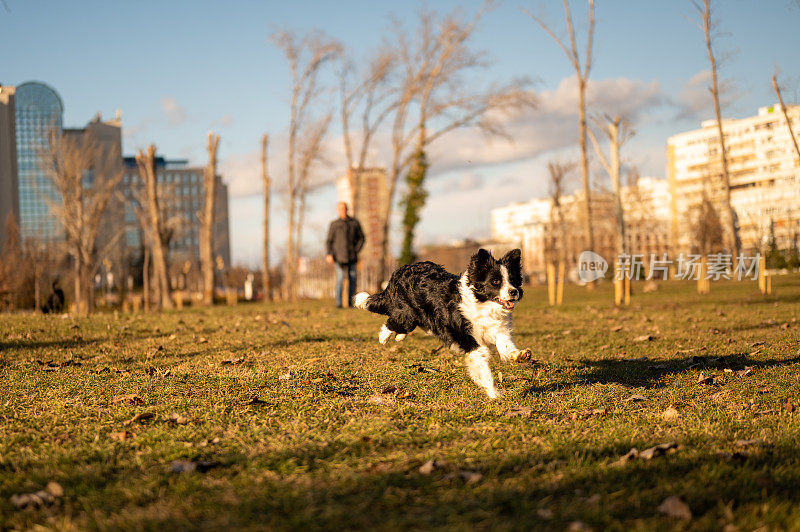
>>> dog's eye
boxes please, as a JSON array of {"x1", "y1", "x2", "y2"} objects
[{"x1": 491, "y1": 279, "x2": 501, "y2": 287}]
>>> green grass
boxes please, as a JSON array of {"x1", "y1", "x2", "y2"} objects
[{"x1": 1, "y1": 276, "x2": 800, "y2": 531}]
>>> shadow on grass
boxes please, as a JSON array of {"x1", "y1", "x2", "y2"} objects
[
  {"x1": 524, "y1": 353, "x2": 800, "y2": 393},
  {"x1": 0, "y1": 337, "x2": 102, "y2": 351},
  {"x1": 37, "y1": 439, "x2": 799, "y2": 530}
]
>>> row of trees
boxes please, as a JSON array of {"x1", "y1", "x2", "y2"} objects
[
  {"x1": 265, "y1": 1, "x2": 535, "y2": 300},
  {"x1": 0, "y1": 126, "x2": 226, "y2": 314},
  {"x1": 539, "y1": 0, "x2": 800, "y2": 276}
]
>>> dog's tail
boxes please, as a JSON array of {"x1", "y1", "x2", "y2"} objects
[{"x1": 353, "y1": 291, "x2": 388, "y2": 315}]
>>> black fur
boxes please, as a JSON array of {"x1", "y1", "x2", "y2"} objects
[{"x1": 362, "y1": 249, "x2": 523, "y2": 353}]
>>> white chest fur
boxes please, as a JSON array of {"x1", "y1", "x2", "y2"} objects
[{"x1": 458, "y1": 274, "x2": 513, "y2": 347}]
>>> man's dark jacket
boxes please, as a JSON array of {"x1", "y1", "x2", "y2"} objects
[{"x1": 326, "y1": 216, "x2": 365, "y2": 264}]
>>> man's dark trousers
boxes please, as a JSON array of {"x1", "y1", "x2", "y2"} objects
[{"x1": 335, "y1": 262, "x2": 357, "y2": 308}]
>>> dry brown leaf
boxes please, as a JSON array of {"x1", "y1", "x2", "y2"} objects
[
  {"x1": 167, "y1": 413, "x2": 189, "y2": 425},
  {"x1": 734, "y1": 439, "x2": 762, "y2": 448},
  {"x1": 657, "y1": 496, "x2": 692, "y2": 520},
  {"x1": 785, "y1": 399, "x2": 795, "y2": 413},
  {"x1": 367, "y1": 394, "x2": 394, "y2": 405},
  {"x1": 122, "y1": 412, "x2": 155, "y2": 426},
  {"x1": 110, "y1": 430, "x2": 134, "y2": 441},
  {"x1": 9, "y1": 482, "x2": 64, "y2": 508},
  {"x1": 624, "y1": 394, "x2": 647, "y2": 403},
  {"x1": 419, "y1": 458, "x2": 448, "y2": 475},
  {"x1": 244, "y1": 396, "x2": 267, "y2": 405},
  {"x1": 170, "y1": 459, "x2": 219, "y2": 473},
  {"x1": 634, "y1": 334, "x2": 655, "y2": 342},
  {"x1": 221, "y1": 357, "x2": 244, "y2": 365},
  {"x1": 507, "y1": 406, "x2": 536, "y2": 417},
  {"x1": 112, "y1": 394, "x2": 143, "y2": 405},
  {"x1": 661, "y1": 406, "x2": 680, "y2": 422}
]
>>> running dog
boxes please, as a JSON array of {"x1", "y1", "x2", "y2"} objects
[{"x1": 354, "y1": 248, "x2": 530, "y2": 398}]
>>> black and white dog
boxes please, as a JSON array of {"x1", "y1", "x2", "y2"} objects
[{"x1": 354, "y1": 248, "x2": 530, "y2": 398}]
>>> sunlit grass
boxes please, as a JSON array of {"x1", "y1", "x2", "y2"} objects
[{"x1": 1, "y1": 276, "x2": 799, "y2": 530}]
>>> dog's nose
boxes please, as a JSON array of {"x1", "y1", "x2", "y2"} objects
[{"x1": 508, "y1": 287, "x2": 518, "y2": 298}]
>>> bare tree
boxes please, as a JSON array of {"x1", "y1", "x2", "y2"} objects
[
  {"x1": 39, "y1": 128, "x2": 123, "y2": 314},
  {"x1": 692, "y1": 192, "x2": 725, "y2": 255},
  {"x1": 199, "y1": 132, "x2": 220, "y2": 305},
  {"x1": 693, "y1": 0, "x2": 739, "y2": 256},
  {"x1": 772, "y1": 74, "x2": 800, "y2": 163},
  {"x1": 340, "y1": 49, "x2": 397, "y2": 212},
  {"x1": 271, "y1": 29, "x2": 341, "y2": 301},
  {"x1": 587, "y1": 114, "x2": 634, "y2": 257},
  {"x1": 127, "y1": 168, "x2": 184, "y2": 311},
  {"x1": 0, "y1": 214, "x2": 24, "y2": 310},
  {"x1": 547, "y1": 161, "x2": 573, "y2": 265},
  {"x1": 136, "y1": 145, "x2": 173, "y2": 310},
  {"x1": 526, "y1": 0, "x2": 596, "y2": 252},
  {"x1": 378, "y1": 2, "x2": 534, "y2": 282},
  {"x1": 261, "y1": 133, "x2": 272, "y2": 302}
]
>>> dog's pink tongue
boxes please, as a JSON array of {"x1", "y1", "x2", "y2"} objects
[{"x1": 502, "y1": 300, "x2": 515, "y2": 309}]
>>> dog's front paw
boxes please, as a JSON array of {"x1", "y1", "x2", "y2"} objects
[
  {"x1": 502, "y1": 348, "x2": 532, "y2": 363},
  {"x1": 515, "y1": 348, "x2": 532, "y2": 362}
]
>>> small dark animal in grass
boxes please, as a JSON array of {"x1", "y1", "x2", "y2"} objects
[
  {"x1": 355, "y1": 248, "x2": 531, "y2": 398},
  {"x1": 41, "y1": 281, "x2": 65, "y2": 314}
]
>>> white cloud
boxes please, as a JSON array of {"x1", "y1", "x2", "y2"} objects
[
  {"x1": 425, "y1": 76, "x2": 665, "y2": 175},
  {"x1": 161, "y1": 96, "x2": 187, "y2": 126},
  {"x1": 674, "y1": 70, "x2": 712, "y2": 121},
  {"x1": 220, "y1": 130, "x2": 346, "y2": 198}
]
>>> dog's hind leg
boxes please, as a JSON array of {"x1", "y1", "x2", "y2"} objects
[
  {"x1": 465, "y1": 347, "x2": 499, "y2": 399},
  {"x1": 378, "y1": 323, "x2": 394, "y2": 344}
]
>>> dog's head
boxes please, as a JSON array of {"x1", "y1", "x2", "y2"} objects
[{"x1": 466, "y1": 248, "x2": 524, "y2": 310}]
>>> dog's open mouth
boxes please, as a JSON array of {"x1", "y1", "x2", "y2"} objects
[{"x1": 495, "y1": 298, "x2": 517, "y2": 310}]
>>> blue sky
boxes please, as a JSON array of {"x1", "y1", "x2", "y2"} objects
[{"x1": 3, "y1": 1, "x2": 800, "y2": 266}]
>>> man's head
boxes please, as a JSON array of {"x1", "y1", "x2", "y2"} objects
[{"x1": 337, "y1": 202, "x2": 349, "y2": 220}]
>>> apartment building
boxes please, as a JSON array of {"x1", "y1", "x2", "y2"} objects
[{"x1": 667, "y1": 104, "x2": 800, "y2": 254}]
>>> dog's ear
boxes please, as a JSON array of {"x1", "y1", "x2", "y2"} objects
[
  {"x1": 468, "y1": 248, "x2": 493, "y2": 282},
  {"x1": 501, "y1": 249, "x2": 523, "y2": 285}
]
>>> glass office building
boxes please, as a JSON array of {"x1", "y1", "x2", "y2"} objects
[
  {"x1": 15, "y1": 81, "x2": 64, "y2": 243},
  {"x1": 121, "y1": 157, "x2": 231, "y2": 268}
]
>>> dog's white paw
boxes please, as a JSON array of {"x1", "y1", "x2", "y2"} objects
[
  {"x1": 378, "y1": 324, "x2": 393, "y2": 345},
  {"x1": 501, "y1": 348, "x2": 532, "y2": 363},
  {"x1": 354, "y1": 292, "x2": 369, "y2": 310},
  {"x1": 485, "y1": 387, "x2": 500, "y2": 400},
  {"x1": 395, "y1": 333, "x2": 406, "y2": 342}
]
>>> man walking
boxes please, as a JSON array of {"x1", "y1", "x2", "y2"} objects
[{"x1": 326, "y1": 202, "x2": 365, "y2": 308}]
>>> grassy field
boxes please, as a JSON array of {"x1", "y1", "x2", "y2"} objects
[{"x1": 1, "y1": 276, "x2": 800, "y2": 531}]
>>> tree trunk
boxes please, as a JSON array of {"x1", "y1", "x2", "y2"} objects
[
  {"x1": 772, "y1": 75, "x2": 800, "y2": 164},
  {"x1": 139, "y1": 145, "x2": 173, "y2": 310},
  {"x1": 285, "y1": 190, "x2": 296, "y2": 302},
  {"x1": 261, "y1": 134, "x2": 272, "y2": 302},
  {"x1": 608, "y1": 120, "x2": 625, "y2": 257},
  {"x1": 73, "y1": 256, "x2": 81, "y2": 315},
  {"x1": 578, "y1": 80, "x2": 594, "y2": 253},
  {"x1": 201, "y1": 132, "x2": 220, "y2": 306},
  {"x1": 703, "y1": 0, "x2": 738, "y2": 257},
  {"x1": 143, "y1": 244, "x2": 150, "y2": 311}
]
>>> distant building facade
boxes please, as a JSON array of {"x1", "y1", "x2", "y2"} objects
[
  {"x1": 0, "y1": 85, "x2": 19, "y2": 249},
  {"x1": 668, "y1": 104, "x2": 800, "y2": 254},
  {"x1": 121, "y1": 157, "x2": 231, "y2": 272},
  {"x1": 336, "y1": 167, "x2": 388, "y2": 269},
  {"x1": 491, "y1": 178, "x2": 671, "y2": 280},
  {"x1": 0, "y1": 81, "x2": 124, "y2": 254},
  {"x1": 14, "y1": 81, "x2": 65, "y2": 243}
]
